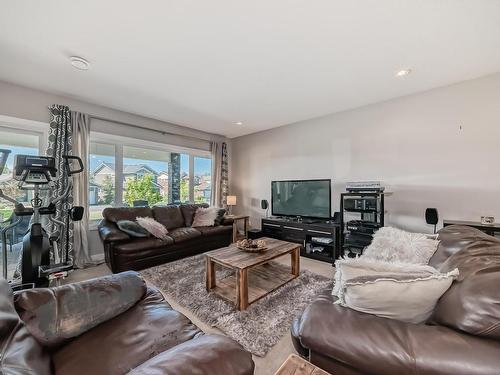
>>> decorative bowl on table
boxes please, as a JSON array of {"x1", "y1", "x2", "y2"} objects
[{"x1": 236, "y1": 239, "x2": 268, "y2": 252}]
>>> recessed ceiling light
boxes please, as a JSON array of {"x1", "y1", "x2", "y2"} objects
[
  {"x1": 396, "y1": 69, "x2": 411, "y2": 77},
  {"x1": 235, "y1": 121, "x2": 243, "y2": 126},
  {"x1": 70, "y1": 56, "x2": 90, "y2": 71}
]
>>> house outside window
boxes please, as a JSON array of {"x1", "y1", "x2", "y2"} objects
[
  {"x1": 88, "y1": 133, "x2": 212, "y2": 225},
  {"x1": 89, "y1": 142, "x2": 116, "y2": 223},
  {"x1": 194, "y1": 156, "x2": 212, "y2": 204}
]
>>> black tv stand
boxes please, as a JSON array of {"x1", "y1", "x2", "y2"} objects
[
  {"x1": 261, "y1": 217, "x2": 340, "y2": 264},
  {"x1": 270, "y1": 216, "x2": 328, "y2": 224}
]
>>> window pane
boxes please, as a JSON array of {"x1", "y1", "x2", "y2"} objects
[
  {"x1": 123, "y1": 146, "x2": 170, "y2": 207},
  {"x1": 194, "y1": 157, "x2": 212, "y2": 204},
  {"x1": 0, "y1": 129, "x2": 39, "y2": 280},
  {"x1": 89, "y1": 142, "x2": 115, "y2": 223}
]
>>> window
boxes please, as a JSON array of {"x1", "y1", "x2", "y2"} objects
[
  {"x1": 0, "y1": 127, "x2": 42, "y2": 280},
  {"x1": 88, "y1": 133, "x2": 212, "y2": 224},
  {"x1": 123, "y1": 145, "x2": 170, "y2": 207},
  {"x1": 89, "y1": 142, "x2": 115, "y2": 223},
  {"x1": 194, "y1": 156, "x2": 212, "y2": 203}
]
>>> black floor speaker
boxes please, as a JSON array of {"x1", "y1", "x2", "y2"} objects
[{"x1": 425, "y1": 208, "x2": 439, "y2": 233}]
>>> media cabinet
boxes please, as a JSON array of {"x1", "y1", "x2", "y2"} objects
[{"x1": 261, "y1": 217, "x2": 341, "y2": 264}]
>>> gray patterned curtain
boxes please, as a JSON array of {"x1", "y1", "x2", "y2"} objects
[
  {"x1": 210, "y1": 142, "x2": 221, "y2": 207},
  {"x1": 47, "y1": 104, "x2": 74, "y2": 264},
  {"x1": 71, "y1": 111, "x2": 95, "y2": 268},
  {"x1": 220, "y1": 142, "x2": 229, "y2": 207},
  {"x1": 210, "y1": 141, "x2": 229, "y2": 207}
]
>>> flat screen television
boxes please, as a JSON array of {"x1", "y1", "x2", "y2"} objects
[{"x1": 271, "y1": 179, "x2": 331, "y2": 219}]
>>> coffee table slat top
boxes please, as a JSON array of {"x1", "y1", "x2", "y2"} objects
[{"x1": 206, "y1": 237, "x2": 299, "y2": 269}]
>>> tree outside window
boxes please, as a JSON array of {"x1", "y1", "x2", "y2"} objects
[{"x1": 123, "y1": 174, "x2": 162, "y2": 207}]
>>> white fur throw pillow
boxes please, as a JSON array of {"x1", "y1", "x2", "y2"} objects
[
  {"x1": 333, "y1": 257, "x2": 458, "y2": 323},
  {"x1": 136, "y1": 217, "x2": 169, "y2": 240},
  {"x1": 363, "y1": 227, "x2": 439, "y2": 264},
  {"x1": 192, "y1": 207, "x2": 220, "y2": 227}
]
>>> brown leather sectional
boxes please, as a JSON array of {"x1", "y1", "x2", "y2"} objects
[
  {"x1": 1, "y1": 271, "x2": 254, "y2": 375},
  {"x1": 291, "y1": 225, "x2": 500, "y2": 375},
  {"x1": 98, "y1": 203, "x2": 233, "y2": 273}
]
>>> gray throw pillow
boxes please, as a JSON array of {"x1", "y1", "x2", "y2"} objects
[
  {"x1": 117, "y1": 220, "x2": 149, "y2": 237},
  {"x1": 214, "y1": 208, "x2": 227, "y2": 226}
]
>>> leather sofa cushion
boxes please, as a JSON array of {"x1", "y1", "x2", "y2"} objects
[
  {"x1": 52, "y1": 287, "x2": 203, "y2": 375},
  {"x1": 114, "y1": 237, "x2": 174, "y2": 253},
  {"x1": 194, "y1": 225, "x2": 232, "y2": 236},
  {"x1": 0, "y1": 279, "x2": 51, "y2": 375},
  {"x1": 99, "y1": 221, "x2": 130, "y2": 242},
  {"x1": 181, "y1": 203, "x2": 209, "y2": 227},
  {"x1": 167, "y1": 227, "x2": 202, "y2": 243},
  {"x1": 103, "y1": 207, "x2": 153, "y2": 223},
  {"x1": 153, "y1": 206, "x2": 185, "y2": 230},
  {"x1": 429, "y1": 225, "x2": 486, "y2": 268},
  {"x1": 430, "y1": 226, "x2": 500, "y2": 340},
  {"x1": 14, "y1": 271, "x2": 146, "y2": 348},
  {"x1": 295, "y1": 289, "x2": 500, "y2": 375},
  {"x1": 128, "y1": 334, "x2": 255, "y2": 375}
]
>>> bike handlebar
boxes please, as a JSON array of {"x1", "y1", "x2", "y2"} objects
[{"x1": 63, "y1": 155, "x2": 84, "y2": 176}]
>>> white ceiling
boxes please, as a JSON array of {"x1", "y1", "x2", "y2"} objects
[{"x1": 1, "y1": 1, "x2": 500, "y2": 138}]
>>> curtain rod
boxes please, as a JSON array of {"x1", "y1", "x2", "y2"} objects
[{"x1": 89, "y1": 115, "x2": 212, "y2": 144}]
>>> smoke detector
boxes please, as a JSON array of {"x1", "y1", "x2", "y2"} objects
[{"x1": 70, "y1": 56, "x2": 90, "y2": 70}]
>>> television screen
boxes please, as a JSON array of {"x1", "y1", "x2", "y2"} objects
[{"x1": 271, "y1": 179, "x2": 331, "y2": 219}]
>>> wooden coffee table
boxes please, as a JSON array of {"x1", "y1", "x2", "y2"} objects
[{"x1": 206, "y1": 237, "x2": 300, "y2": 310}]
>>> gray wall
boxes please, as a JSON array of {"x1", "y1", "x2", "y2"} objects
[
  {"x1": 0, "y1": 80, "x2": 226, "y2": 258},
  {"x1": 230, "y1": 72, "x2": 500, "y2": 233},
  {"x1": 0, "y1": 80, "x2": 224, "y2": 146}
]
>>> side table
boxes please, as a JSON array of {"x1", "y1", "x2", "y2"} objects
[
  {"x1": 227, "y1": 214, "x2": 249, "y2": 242},
  {"x1": 443, "y1": 219, "x2": 500, "y2": 237},
  {"x1": 275, "y1": 354, "x2": 331, "y2": 375}
]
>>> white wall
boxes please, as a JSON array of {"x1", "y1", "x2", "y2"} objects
[
  {"x1": 230, "y1": 72, "x2": 500, "y2": 233},
  {"x1": 0, "y1": 80, "x2": 226, "y2": 257}
]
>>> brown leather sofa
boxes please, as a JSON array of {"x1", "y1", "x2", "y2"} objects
[
  {"x1": 291, "y1": 225, "x2": 500, "y2": 375},
  {"x1": 1, "y1": 271, "x2": 254, "y2": 375},
  {"x1": 98, "y1": 204, "x2": 233, "y2": 273}
]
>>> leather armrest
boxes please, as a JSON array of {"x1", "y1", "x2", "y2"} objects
[
  {"x1": 14, "y1": 271, "x2": 146, "y2": 348},
  {"x1": 98, "y1": 220, "x2": 130, "y2": 243},
  {"x1": 128, "y1": 334, "x2": 254, "y2": 375},
  {"x1": 296, "y1": 290, "x2": 500, "y2": 375},
  {"x1": 222, "y1": 216, "x2": 234, "y2": 225}
]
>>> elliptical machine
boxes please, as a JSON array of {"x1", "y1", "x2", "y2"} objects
[{"x1": 0, "y1": 148, "x2": 84, "y2": 287}]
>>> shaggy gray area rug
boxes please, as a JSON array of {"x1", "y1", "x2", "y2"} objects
[{"x1": 141, "y1": 254, "x2": 332, "y2": 356}]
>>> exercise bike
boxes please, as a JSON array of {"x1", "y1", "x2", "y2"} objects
[{"x1": 0, "y1": 148, "x2": 84, "y2": 288}]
